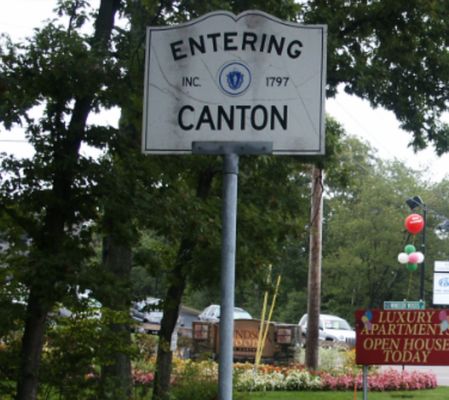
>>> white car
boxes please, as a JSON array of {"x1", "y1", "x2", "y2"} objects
[
  {"x1": 298, "y1": 313, "x2": 355, "y2": 344},
  {"x1": 198, "y1": 304, "x2": 252, "y2": 323},
  {"x1": 131, "y1": 297, "x2": 164, "y2": 324}
]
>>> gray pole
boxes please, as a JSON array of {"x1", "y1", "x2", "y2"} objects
[
  {"x1": 219, "y1": 152, "x2": 239, "y2": 400},
  {"x1": 363, "y1": 365, "x2": 368, "y2": 400},
  {"x1": 420, "y1": 206, "x2": 427, "y2": 301}
]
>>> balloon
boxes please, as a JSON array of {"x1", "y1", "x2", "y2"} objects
[
  {"x1": 442, "y1": 320, "x2": 449, "y2": 333},
  {"x1": 439, "y1": 310, "x2": 447, "y2": 321},
  {"x1": 404, "y1": 213, "x2": 425, "y2": 235},
  {"x1": 404, "y1": 244, "x2": 416, "y2": 254},
  {"x1": 408, "y1": 253, "x2": 420, "y2": 264},
  {"x1": 415, "y1": 252, "x2": 425, "y2": 263},
  {"x1": 398, "y1": 253, "x2": 409, "y2": 264},
  {"x1": 407, "y1": 263, "x2": 418, "y2": 271}
]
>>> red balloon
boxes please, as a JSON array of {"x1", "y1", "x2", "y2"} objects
[{"x1": 404, "y1": 213, "x2": 425, "y2": 235}]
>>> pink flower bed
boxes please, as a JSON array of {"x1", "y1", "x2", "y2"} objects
[
  {"x1": 133, "y1": 370, "x2": 154, "y2": 385},
  {"x1": 320, "y1": 368, "x2": 437, "y2": 391}
]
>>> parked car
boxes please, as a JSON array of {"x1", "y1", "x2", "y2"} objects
[
  {"x1": 298, "y1": 313, "x2": 355, "y2": 344},
  {"x1": 131, "y1": 297, "x2": 164, "y2": 324},
  {"x1": 198, "y1": 304, "x2": 252, "y2": 323},
  {"x1": 57, "y1": 289, "x2": 102, "y2": 319}
]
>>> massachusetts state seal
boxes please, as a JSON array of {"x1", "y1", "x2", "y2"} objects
[{"x1": 218, "y1": 61, "x2": 251, "y2": 96}]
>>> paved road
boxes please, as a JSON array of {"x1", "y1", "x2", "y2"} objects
[{"x1": 381, "y1": 365, "x2": 449, "y2": 386}]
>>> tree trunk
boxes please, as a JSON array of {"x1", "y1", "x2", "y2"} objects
[
  {"x1": 152, "y1": 167, "x2": 215, "y2": 400},
  {"x1": 152, "y1": 239, "x2": 192, "y2": 400},
  {"x1": 16, "y1": 290, "x2": 48, "y2": 400},
  {"x1": 100, "y1": 236, "x2": 133, "y2": 399},
  {"x1": 305, "y1": 165, "x2": 324, "y2": 371}
]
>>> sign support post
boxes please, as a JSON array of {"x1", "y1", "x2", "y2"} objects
[
  {"x1": 363, "y1": 365, "x2": 368, "y2": 400},
  {"x1": 219, "y1": 152, "x2": 239, "y2": 400},
  {"x1": 193, "y1": 142, "x2": 272, "y2": 400},
  {"x1": 143, "y1": 11, "x2": 327, "y2": 400}
]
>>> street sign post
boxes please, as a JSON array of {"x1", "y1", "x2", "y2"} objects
[
  {"x1": 383, "y1": 300, "x2": 425, "y2": 310},
  {"x1": 142, "y1": 11, "x2": 327, "y2": 400}
]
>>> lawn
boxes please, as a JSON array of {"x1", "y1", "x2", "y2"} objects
[{"x1": 245, "y1": 387, "x2": 449, "y2": 399}]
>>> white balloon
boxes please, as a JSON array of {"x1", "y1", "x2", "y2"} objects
[
  {"x1": 398, "y1": 252, "x2": 409, "y2": 264},
  {"x1": 415, "y1": 252, "x2": 425, "y2": 263}
]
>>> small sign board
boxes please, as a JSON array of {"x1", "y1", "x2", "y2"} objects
[
  {"x1": 142, "y1": 11, "x2": 327, "y2": 155},
  {"x1": 435, "y1": 261, "x2": 449, "y2": 272},
  {"x1": 383, "y1": 300, "x2": 425, "y2": 310},
  {"x1": 356, "y1": 309, "x2": 449, "y2": 365},
  {"x1": 433, "y1": 272, "x2": 449, "y2": 305}
]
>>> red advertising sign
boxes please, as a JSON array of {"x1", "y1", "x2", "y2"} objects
[{"x1": 355, "y1": 309, "x2": 449, "y2": 365}]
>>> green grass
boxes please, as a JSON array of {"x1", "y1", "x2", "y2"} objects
[{"x1": 245, "y1": 387, "x2": 449, "y2": 399}]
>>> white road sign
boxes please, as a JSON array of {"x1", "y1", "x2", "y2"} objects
[
  {"x1": 433, "y1": 272, "x2": 449, "y2": 305},
  {"x1": 142, "y1": 10, "x2": 327, "y2": 155},
  {"x1": 435, "y1": 261, "x2": 449, "y2": 272}
]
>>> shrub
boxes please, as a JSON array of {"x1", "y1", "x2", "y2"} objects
[
  {"x1": 233, "y1": 362, "x2": 437, "y2": 392},
  {"x1": 284, "y1": 369, "x2": 321, "y2": 390},
  {"x1": 169, "y1": 358, "x2": 219, "y2": 400},
  {"x1": 170, "y1": 379, "x2": 218, "y2": 400},
  {"x1": 134, "y1": 333, "x2": 159, "y2": 362},
  {"x1": 234, "y1": 365, "x2": 321, "y2": 392},
  {"x1": 319, "y1": 368, "x2": 437, "y2": 391}
]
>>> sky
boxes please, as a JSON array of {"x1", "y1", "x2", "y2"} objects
[
  {"x1": 327, "y1": 94, "x2": 449, "y2": 183},
  {"x1": 1, "y1": 0, "x2": 449, "y2": 182}
]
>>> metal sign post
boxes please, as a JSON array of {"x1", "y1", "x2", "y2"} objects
[
  {"x1": 193, "y1": 142, "x2": 271, "y2": 400},
  {"x1": 219, "y1": 152, "x2": 239, "y2": 400},
  {"x1": 363, "y1": 365, "x2": 368, "y2": 400},
  {"x1": 143, "y1": 11, "x2": 327, "y2": 400}
]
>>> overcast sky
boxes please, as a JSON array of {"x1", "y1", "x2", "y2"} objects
[{"x1": 1, "y1": 0, "x2": 448, "y2": 182}]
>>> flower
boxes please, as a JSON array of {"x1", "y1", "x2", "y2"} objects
[{"x1": 132, "y1": 370, "x2": 154, "y2": 385}]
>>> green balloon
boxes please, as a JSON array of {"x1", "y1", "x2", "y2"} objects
[
  {"x1": 407, "y1": 263, "x2": 418, "y2": 271},
  {"x1": 404, "y1": 244, "x2": 416, "y2": 254}
]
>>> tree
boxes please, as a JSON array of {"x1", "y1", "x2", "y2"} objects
[
  {"x1": 0, "y1": 1, "x2": 121, "y2": 398},
  {"x1": 320, "y1": 136, "x2": 449, "y2": 320},
  {"x1": 303, "y1": 0, "x2": 449, "y2": 154}
]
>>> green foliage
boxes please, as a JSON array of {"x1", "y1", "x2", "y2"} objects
[
  {"x1": 39, "y1": 308, "x2": 135, "y2": 400},
  {"x1": 321, "y1": 137, "x2": 449, "y2": 320},
  {"x1": 170, "y1": 379, "x2": 219, "y2": 400},
  {"x1": 303, "y1": 0, "x2": 449, "y2": 154},
  {"x1": 40, "y1": 317, "x2": 103, "y2": 400},
  {"x1": 276, "y1": 290, "x2": 308, "y2": 324},
  {"x1": 0, "y1": 333, "x2": 21, "y2": 399},
  {"x1": 169, "y1": 359, "x2": 249, "y2": 400},
  {"x1": 133, "y1": 333, "x2": 159, "y2": 367}
]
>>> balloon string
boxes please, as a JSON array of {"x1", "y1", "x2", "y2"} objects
[
  {"x1": 407, "y1": 271, "x2": 413, "y2": 299},
  {"x1": 403, "y1": 233, "x2": 418, "y2": 246}
]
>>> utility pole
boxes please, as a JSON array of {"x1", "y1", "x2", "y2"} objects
[{"x1": 305, "y1": 164, "x2": 324, "y2": 370}]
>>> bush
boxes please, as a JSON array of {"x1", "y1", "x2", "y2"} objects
[
  {"x1": 170, "y1": 379, "x2": 218, "y2": 400},
  {"x1": 232, "y1": 362, "x2": 437, "y2": 392}
]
